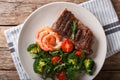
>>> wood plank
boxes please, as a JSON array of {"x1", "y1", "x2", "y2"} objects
[
  {"x1": 0, "y1": 0, "x2": 87, "y2": 4},
  {"x1": 102, "y1": 52, "x2": 120, "y2": 71},
  {"x1": 0, "y1": 0, "x2": 87, "y2": 25},
  {"x1": 0, "y1": 26, "x2": 12, "y2": 47},
  {"x1": 94, "y1": 71, "x2": 120, "y2": 80},
  {"x1": 0, "y1": 2, "x2": 38, "y2": 25},
  {"x1": 112, "y1": 0, "x2": 120, "y2": 20},
  {"x1": 0, "y1": 71, "x2": 19, "y2": 80},
  {"x1": 0, "y1": 49, "x2": 16, "y2": 70}
]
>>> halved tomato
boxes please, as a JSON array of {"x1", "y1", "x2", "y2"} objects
[
  {"x1": 62, "y1": 39, "x2": 74, "y2": 52},
  {"x1": 75, "y1": 50, "x2": 82, "y2": 56},
  {"x1": 51, "y1": 56, "x2": 62, "y2": 64},
  {"x1": 56, "y1": 70, "x2": 66, "y2": 80}
]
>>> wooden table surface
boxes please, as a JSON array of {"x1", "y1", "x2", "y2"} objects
[{"x1": 0, "y1": 0, "x2": 120, "y2": 80}]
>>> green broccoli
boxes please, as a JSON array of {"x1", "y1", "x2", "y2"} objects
[
  {"x1": 33, "y1": 59, "x2": 46, "y2": 73},
  {"x1": 84, "y1": 58, "x2": 95, "y2": 75},
  {"x1": 68, "y1": 59, "x2": 77, "y2": 65},
  {"x1": 67, "y1": 51, "x2": 77, "y2": 65},
  {"x1": 27, "y1": 43, "x2": 41, "y2": 54}
]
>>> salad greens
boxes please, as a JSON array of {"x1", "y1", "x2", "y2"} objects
[{"x1": 27, "y1": 43, "x2": 95, "y2": 80}]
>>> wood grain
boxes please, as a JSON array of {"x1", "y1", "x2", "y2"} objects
[
  {"x1": 102, "y1": 53, "x2": 120, "y2": 71},
  {"x1": 0, "y1": 71, "x2": 19, "y2": 80},
  {"x1": 0, "y1": 49, "x2": 16, "y2": 70},
  {"x1": 94, "y1": 71, "x2": 120, "y2": 80},
  {"x1": 0, "y1": 0, "x2": 87, "y2": 4},
  {"x1": 112, "y1": 0, "x2": 120, "y2": 20},
  {"x1": 0, "y1": 2, "x2": 38, "y2": 25},
  {"x1": 0, "y1": 26, "x2": 12, "y2": 47}
]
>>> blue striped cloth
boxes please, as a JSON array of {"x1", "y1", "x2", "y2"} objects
[
  {"x1": 4, "y1": 0, "x2": 120, "y2": 80},
  {"x1": 79, "y1": 0, "x2": 120, "y2": 57}
]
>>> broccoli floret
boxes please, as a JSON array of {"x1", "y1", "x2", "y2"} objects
[
  {"x1": 33, "y1": 59, "x2": 46, "y2": 73},
  {"x1": 68, "y1": 59, "x2": 77, "y2": 65},
  {"x1": 84, "y1": 58, "x2": 95, "y2": 75},
  {"x1": 27, "y1": 43, "x2": 41, "y2": 54},
  {"x1": 67, "y1": 51, "x2": 77, "y2": 65}
]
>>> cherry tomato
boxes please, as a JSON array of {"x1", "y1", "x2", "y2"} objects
[
  {"x1": 62, "y1": 39, "x2": 74, "y2": 52},
  {"x1": 56, "y1": 70, "x2": 66, "y2": 80},
  {"x1": 51, "y1": 56, "x2": 61, "y2": 64},
  {"x1": 75, "y1": 50, "x2": 82, "y2": 56}
]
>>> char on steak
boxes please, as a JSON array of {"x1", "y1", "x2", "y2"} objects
[{"x1": 52, "y1": 9, "x2": 93, "y2": 54}]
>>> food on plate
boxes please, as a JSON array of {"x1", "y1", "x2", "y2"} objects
[
  {"x1": 51, "y1": 56, "x2": 62, "y2": 64},
  {"x1": 27, "y1": 43, "x2": 41, "y2": 54},
  {"x1": 75, "y1": 50, "x2": 82, "y2": 56},
  {"x1": 84, "y1": 58, "x2": 95, "y2": 75},
  {"x1": 61, "y1": 39, "x2": 74, "y2": 52},
  {"x1": 36, "y1": 27, "x2": 62, "y2": 51},
  {"x1": 56, "y1": 70, "x2": 66, "y2": 80},
  {"x1": 52, "y1": 9, "x2": 93, "y2": 54},
  {"x1": 27, "y1": 9, "x2": 95, "y2": 80}
]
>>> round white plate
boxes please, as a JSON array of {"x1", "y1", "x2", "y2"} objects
[{"x1": 18, "y1": 2, "x2": 107, "y2": 80}]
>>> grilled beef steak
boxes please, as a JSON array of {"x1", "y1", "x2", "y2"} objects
[
  {"x1": 52, "y1": 9, "x2": 78, "y2": 38},
  {"x1": 52, "y1": 9, "x2": 93, "y2": 54}
]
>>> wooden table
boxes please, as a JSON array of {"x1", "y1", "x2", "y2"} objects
[{"x1": 0, "y1": 0, "x2": 120, "y2": 80}]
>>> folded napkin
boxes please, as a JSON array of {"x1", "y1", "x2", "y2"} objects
[{"x1": 4, "y1": 0, "x2": 120, "y2": 80}]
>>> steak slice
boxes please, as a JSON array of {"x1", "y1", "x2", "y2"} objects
[
  {"x1": 52, "y1": 9, "x2": 94, "y2": 54},
  {"x1": 52, "y1": 9, "x2": 78, "y2": 38}
]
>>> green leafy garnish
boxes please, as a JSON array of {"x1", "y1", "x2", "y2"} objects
[
  {"x1": 54, "y1": 63, "x2": 66, "y2": 72},
  {"x1": 71, "y1": 21, "x2": 77, "y2": 40}
]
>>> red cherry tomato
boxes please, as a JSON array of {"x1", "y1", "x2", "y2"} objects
[
  {"x1": 75, "y1": 50, "x2": 82, "y2": 56},
  {"x1": 56, "y1": 70, "x2": 66, "y2": 80},
  {"x1": 62, "y1": 39, "x2": 74, "y2": 52},
  {"x1": 51, "y1": 56, "x2": 61, "y2": 64}
]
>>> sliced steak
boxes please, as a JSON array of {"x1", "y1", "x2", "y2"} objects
[{"x1": 52, "y1": 9, "x2": 94, "y2": 54}]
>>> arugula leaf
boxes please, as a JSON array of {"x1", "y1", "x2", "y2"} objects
[
  {"x1": 49, "y1": 50, "x2": 59, "y2": 56},
  {"x1": 54, "y1": 63, "x2": 66, "y2": 72},
  {"x1": 31, "y1": 53, "x2": 40, "y2": 59},
  {"x1": 66, "y1": 66, "x2": 79, "y2": 80},
  {"x1": 71, "y1": 21, "x2": 77, "y2": 40}
]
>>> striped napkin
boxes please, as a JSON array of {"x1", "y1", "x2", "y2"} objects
[{"x1": 4, "y1": 0, "x2": 120, "y2": 80}]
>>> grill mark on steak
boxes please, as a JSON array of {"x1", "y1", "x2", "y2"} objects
[
  {"x1": 52, "y1": 9, "x2": 69, "y2": 31},
  {"x1": 74, "y1": 29, "x2": 82, "y2": 41},
  {"x1": 59, "y1": 12, "x2": 71, "y2": 34},
  {"x1": 63, "y1": 19, "x2": 73, "y2": 37},
  {"x1": 75, "y1": 28, "x2": 93, "y2": 50},
  {"x1": 52, "y1": 9, "x2": 94, "y2": 54}
]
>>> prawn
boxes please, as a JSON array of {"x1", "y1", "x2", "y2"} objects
[{"x1": 36, "y1": 26, "x2": 62, "y2": 51}]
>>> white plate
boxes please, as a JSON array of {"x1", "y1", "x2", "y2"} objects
[{"x1": 18, "y1": 2, "x2": 107, "y2": 80}]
